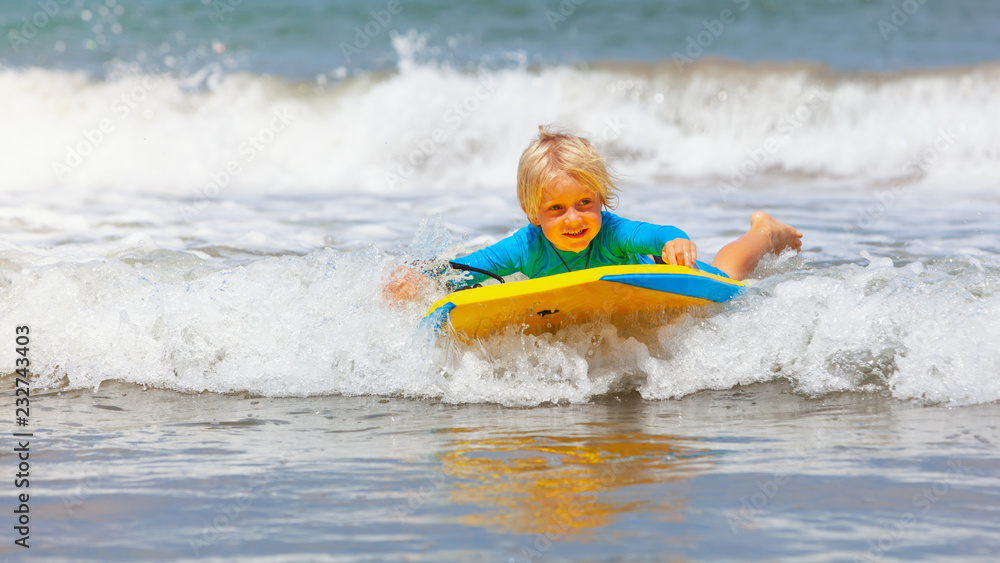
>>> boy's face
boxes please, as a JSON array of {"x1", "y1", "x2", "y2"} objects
[{"x1": 531, "y1": 175, "x2": 602, "y2": 253}]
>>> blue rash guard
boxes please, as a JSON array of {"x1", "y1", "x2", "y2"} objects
[{"x1": 450, "y1": 211, "x2": 728, "y2": 286}]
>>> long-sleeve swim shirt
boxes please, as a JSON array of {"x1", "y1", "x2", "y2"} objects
[{"x1": 449, "y1": 211, "x2": 726, "y2": 286}]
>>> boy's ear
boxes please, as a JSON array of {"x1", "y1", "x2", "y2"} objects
[{"x1": 522, "y1": 205, "x2": 540, "y2": 226}]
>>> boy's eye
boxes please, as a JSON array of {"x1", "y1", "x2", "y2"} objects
[
  {"x1": 580, "y1": 199, "x2": 591, "y2": 206},
  {"x1": 549, "y1": 204, "x2": 561, "y2": 211}
]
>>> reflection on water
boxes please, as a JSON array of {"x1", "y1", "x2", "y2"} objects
[{"x1": 437, "y1": 426, "x2": 715, "y2": 535}]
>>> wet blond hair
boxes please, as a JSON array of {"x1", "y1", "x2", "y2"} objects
[{"x1": 517, "y1": 126, "x2": 618, "y2": 223}]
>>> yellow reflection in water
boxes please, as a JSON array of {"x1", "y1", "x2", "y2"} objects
[{"x1": 438, "y1": 428, "x2": 710, "y2": 535}]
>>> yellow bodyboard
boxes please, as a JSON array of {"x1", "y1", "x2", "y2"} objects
[{"x1": 424, "y1": 264, "x2": 744, "y2": 342}]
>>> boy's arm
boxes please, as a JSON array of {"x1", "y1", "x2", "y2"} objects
[
  {"x1": 605, "y1": 213, "x2": 697, "y2": 267},
  {"x1": 449, "y1": 232, "x2": 525, "y2": 286},
  {"x1": 383, "y1": 231, "x2": 527, "y2": 303}
]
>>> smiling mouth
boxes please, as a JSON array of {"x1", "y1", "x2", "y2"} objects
[{"x1": 563, "y1": 228, "x2": 588, "y2": 238}]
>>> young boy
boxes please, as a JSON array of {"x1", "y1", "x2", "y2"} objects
[{"x1": 384, "y1": 127, "x2": 802, "y2": 301}]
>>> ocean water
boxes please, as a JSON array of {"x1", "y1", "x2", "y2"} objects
[{"x1": 1, "y1": 0, "x2": 999, "y2": 560}]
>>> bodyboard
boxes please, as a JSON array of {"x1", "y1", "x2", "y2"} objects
[{"x1": 424, "y1": 264, "x2": 744, "y2": 342}]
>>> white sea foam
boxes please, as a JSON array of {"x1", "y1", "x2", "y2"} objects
[
  {"x1": 2, "y1": 38, "x2": 998, "y2": 195},
  {"x1": 642, "y1": 256, "x2": 1000, "y2": 406},
  {"x1": 3, "y1": 37, "x2": 999, "y2": 406},
  {"x1": 3, "y1": 216, "x2": 998, "y2": 407}
]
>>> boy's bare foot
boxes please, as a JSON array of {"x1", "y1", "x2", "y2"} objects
[
  {"x1": 750, "y1": 211, "x2": 803, "y2": 255},
  {"x1": 710, "y1": 211, "x2": 803, "y2": 280}
]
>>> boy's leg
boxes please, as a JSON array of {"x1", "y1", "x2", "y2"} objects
[{"x1": 710, "y1": 211, "x2": 802, "y2": 281}]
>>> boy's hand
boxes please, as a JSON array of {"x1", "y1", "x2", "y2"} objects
[
  {"x1": 661, "y1": 238, "x2": 697, "y2": 267},
  {"x1": 383, "y1": 265, "x2": 427, "y2": 304}
]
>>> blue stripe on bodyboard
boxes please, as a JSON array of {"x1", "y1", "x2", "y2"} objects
[
  {"x1": 600, "y1": 273, "x2": 743, "y2": 303},
  {"x1": 421, "y1": 301, "x2": 456, "y2": 335}
]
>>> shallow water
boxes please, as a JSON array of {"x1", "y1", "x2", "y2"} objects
[
  {"x1": 4, "y1": 185, "x2": 1000, "y2": 407},
  {"x1": 3, "y1": 382, "x2": 995, "y2": 562},
  {"x1": 3, "y1": 0, "x2": 1000, "y2": 560}
]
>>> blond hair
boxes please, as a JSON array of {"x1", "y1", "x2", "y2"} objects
[{"x1": 517, "y1": 126, "x2": 618, "y2": 222}]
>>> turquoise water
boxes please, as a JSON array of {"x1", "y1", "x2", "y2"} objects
[{"x1": 4, "y1": 0, "x2": 1000, "y2": 76}]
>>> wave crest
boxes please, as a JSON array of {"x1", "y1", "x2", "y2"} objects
[{"x1": 3, "y1": 49, "x2": 998, "y2": 194}]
